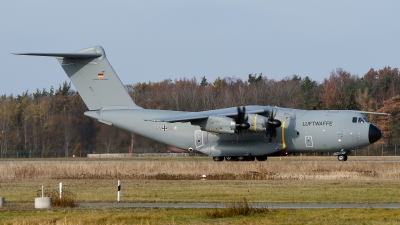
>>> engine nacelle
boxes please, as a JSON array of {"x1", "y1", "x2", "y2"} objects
[
  {"x1": 191, "y1": 116, "x2": 236, "y2": 134},
  {"x1": 247, "y1": 114, "x2": 268, "y2": 132}
]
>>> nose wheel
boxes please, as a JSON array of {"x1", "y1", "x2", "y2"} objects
[{"x1": 337, "y1": 154, "x2": 348, "y2": 161}]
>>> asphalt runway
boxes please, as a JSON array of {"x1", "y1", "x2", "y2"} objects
[{"x1": 78, "y1": 203, "x2": 400, "y2": 209}]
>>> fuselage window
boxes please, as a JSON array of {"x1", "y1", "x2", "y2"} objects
[
  {"x1": 363, "y1": 117, "x2": 370, "y2": 123},
  {"x1": 358, "y1": 117, "x2": 364, "y2": 123},
  {"x1": 352, "y1": 117, "x2": 357, "y2": 123}
]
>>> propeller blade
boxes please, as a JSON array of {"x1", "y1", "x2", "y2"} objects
[
  {"x1": 235, "y1": 105, "x2": 250, "y2": 141},
  {"x1": 265, "y1": 108, "x2": 281, "y2": 143}
]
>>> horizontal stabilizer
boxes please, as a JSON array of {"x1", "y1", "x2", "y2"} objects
[{"x1": 13, "y1": 53, "x2": 102, "y2": 59}]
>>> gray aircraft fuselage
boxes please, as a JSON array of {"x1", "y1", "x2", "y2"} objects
[
  {"x1": 85, "y1": 106, "x2": 380, "y2": 157},
  {"x1": 15, "y1": 46, "x2": 383, "y2": 161}
]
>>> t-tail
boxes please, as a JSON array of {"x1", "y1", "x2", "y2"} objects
[{"x1": 14, "y1": 46, "x2": 141, "y2": 110}]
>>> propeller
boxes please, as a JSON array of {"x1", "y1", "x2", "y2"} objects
[
  {"x1": 265, "y1": 109, "x2": 282, "y2": 143},
  {"x1": 235, "y1": 106, "x2": 250, "y2": 137}
]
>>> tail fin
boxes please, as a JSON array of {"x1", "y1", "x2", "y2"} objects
[{"x1": 15, "y1": 46, "x2": 141, "y2": 110}]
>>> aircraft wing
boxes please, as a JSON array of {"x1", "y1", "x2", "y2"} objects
[
  {"x1": 150, "y1": 106, "x2": 267, "y2": 122},
  {"x1": 355, "y1": 111, "x2": 390, "y2": 116}
]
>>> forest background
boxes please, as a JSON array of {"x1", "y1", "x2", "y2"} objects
[{"x1": 1, "y1": 67, "x2": 400, "y2": 158}]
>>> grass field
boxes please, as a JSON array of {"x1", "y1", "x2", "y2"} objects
[
  {"x1": 2, "y1": 179, "x2": 400, "y2": 204},
  {"x1": 2, "y1": 156, "x2": 400, "y2": 181},
  {"x1": 1, "y1": 156, "x2": 400, "y2": 224},
  {"x1": 2, "y1": 206, "x2": 400, "y2": 224}
]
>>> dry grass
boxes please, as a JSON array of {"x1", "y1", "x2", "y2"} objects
[
  {"x1": 206, "y1": 197, "x2": 269, "y2": 218},
  {"x1": 1, "y1": 156, "x2": 400, "y2": 180},
  {"x1": 36, "y1": 188, "x2": 77, "y2": 207}
]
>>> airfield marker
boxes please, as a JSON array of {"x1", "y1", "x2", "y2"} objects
[
  {"x1": 59, "y1": 182, "x2": 62, "y2": 199},
  {"x1": 117, "y1": 180, "x2": 121, "y2": 202}
]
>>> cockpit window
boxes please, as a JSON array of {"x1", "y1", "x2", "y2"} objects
[
  {"x1": 352, "y1": 117, "x2": 357, "y2": 123},
  {"x1": 358, "y1": 117, "x2": 364, "y2": 123},
  {"x1": 363, "y1": 117, "x2": 370, "y2": 123}
]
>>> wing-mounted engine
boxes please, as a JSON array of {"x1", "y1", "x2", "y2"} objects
[
  {"x1": 191, "y1": 116, "x2": 236, "y2": 134},
  {"x1": 247, "y1": 114, "x2": 268, "y2": 132},
  {"x1": 242, "y1": 109, "x2": 283, "y2": 142},
  {"x1": 189, "y1": 106, "x2": 282, "y2": 136}
]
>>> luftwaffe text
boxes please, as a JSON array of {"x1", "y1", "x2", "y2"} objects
[{"x1": 302, "y1": 121, "x2": 333, "y2": 126}]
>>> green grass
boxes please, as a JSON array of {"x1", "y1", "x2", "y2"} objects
[
  {"x1": 1, "y1": 179, "x2": 400, "y2": 204},
  {"x1": 1, "y1": 206, "x2": 400, "y2": 224}
]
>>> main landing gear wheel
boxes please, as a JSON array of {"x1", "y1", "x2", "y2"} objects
[
  {"x1": 236, "y1": 156, "x2": 245, "y2": 161},
  {"x1": 225, "y1": 156, "x2": 237, "y2": 161},
  {"x1": 256, "y1": 156, "x2": 268, "y2": 161},
  {"x1": 216, "y1": 156, "x2": 256, "y2": 162},
  {"x1": 213, "y1": 156, "x2": 224, "y2": 161},
  {"x1": 337, "y1": 154, "x2": 348, "y2": 161}
]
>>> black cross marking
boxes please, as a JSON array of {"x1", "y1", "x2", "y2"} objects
[{"x1": 161, "y1": 125, "x2": 167, "y2": 131}]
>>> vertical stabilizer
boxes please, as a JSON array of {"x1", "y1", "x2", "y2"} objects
[
  {"x1": 15, "y1": 46, "x2": 141, "y2": 110},
  {"x1": 58, "y1": 46, "x2": 140, "y2": 110}
]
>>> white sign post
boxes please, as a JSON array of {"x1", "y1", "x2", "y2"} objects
[
  {"x1": 117, "y1": 180, "x2": 121, "y2": 202},
  {"x1": 59, "y1": 182, "x2": 62, "y2": 199}
]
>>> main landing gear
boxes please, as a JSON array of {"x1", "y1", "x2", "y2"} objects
[
  {"x1": 212, "y1": 156, "x2": 265, "y2": 162},
  {"x1": 337, "y1": 154, "x2": 348, "y2": 161},
  {"x1": 213, "y1": 156, "x2": 224, "y2": 161},
  {"x1": 225, "y1": 156, "x2": 255, "y2": 161}
]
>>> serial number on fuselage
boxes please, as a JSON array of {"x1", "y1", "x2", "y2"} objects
[{"x1": 302, "y1": 121, "x2": 333, "y2": 126}]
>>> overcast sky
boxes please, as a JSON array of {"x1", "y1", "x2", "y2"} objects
[{"x1": 1, "y1": 1, "x2": 400, "y2": 96}]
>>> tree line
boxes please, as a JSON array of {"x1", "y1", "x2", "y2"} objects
[{"x1": 1, "y1": 66, "x2": 400, "y2": 158}]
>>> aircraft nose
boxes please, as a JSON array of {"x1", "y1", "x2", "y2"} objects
[{"x1": 369, "y1": 124, "x2": 382, "y2": 144}]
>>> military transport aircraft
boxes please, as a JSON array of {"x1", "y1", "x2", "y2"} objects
[{"x1": 15, "y1": 46, "x2": 388, "y2": 162}]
